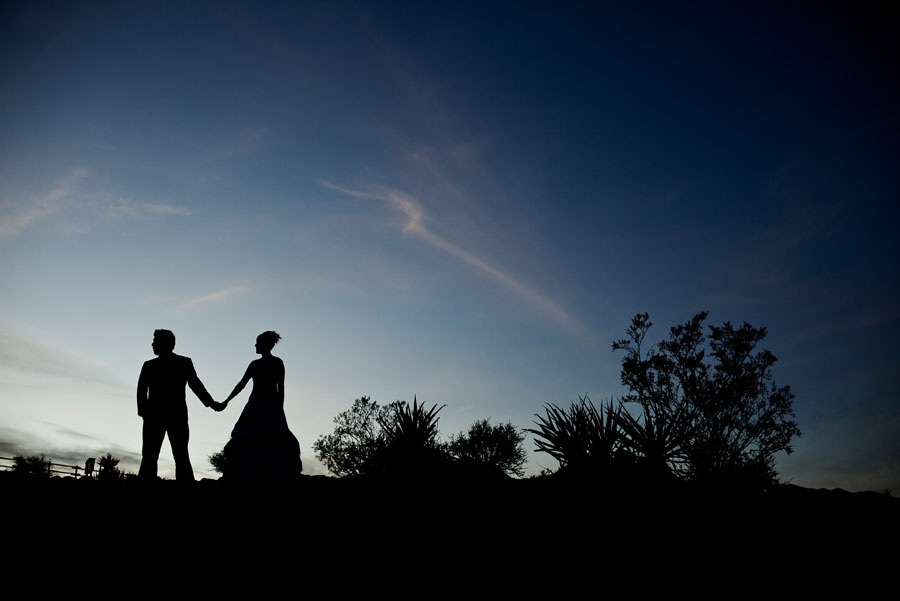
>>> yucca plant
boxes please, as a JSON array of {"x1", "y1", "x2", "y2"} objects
[
  {"x1": 371, "y1": 396, "x2": 450, "y2": 473},
  {"x1": 616, "y1": 399, "x2": 693, "y2": 478},
  {"x1": 526, "y1": 395, "x2": 623, "y2": 471},
  {"x1": 378, "y1": 396, "x2": 446, "y2": 452},
  {"x1": 98, "y1": 452, "x2": 124, "y2": 481}
]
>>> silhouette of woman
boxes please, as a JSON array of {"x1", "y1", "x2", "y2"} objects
[{"x1": 220, "y1": 331, "x2": 302, "y2": 483}]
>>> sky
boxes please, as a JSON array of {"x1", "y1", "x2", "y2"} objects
[{"x1": 1, "y1": 1, "x2": 897, "y2": 490}]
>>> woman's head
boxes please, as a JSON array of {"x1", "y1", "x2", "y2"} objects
[{"x1": 255, "y1": 330, "x2": 282, "y2": 354}]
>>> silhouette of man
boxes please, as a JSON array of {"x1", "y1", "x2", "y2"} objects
[{"x1": 137, "y1": 329, "x2": 216, "y2": 482}]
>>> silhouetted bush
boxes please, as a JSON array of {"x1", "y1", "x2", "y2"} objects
[
  {"x1": 12, "y1": 454, "x2": 50, "y2": 477},
  {"x1": 209, "y1": 449, "x2": 226, "y2": 474},
  {"x1": 529, "y1": 466, "x2": 556, "y2": 478},
  {"x1": 313, "y1": 396, "x2": 402, "y2": 476},
  {"x1": 448, "y1": 419, "x2": 527, "y2": 477},
  {"x1": 526, "y1": 396, "x2": 625, "y2": 473},
  {"x1": 314, "y1": 396, "x2": 452, "y2": 476}
]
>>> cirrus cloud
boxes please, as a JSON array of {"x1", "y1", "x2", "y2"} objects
[{"x1": 321, "y1": 181, "x2": 589, "y2": 344}]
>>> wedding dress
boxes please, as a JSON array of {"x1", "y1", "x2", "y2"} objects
[{"x1": 225, "y1": 356, "x2": 302, "y2": 483}]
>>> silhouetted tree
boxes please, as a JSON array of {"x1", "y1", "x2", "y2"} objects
[
  {"x1": 449, "y1": 419, "x2": 527, "y2": 477},
  {"x1": 613, "y1": 312, "x2": 800, "y2": 487},
  {"x1": 612, "y1": 313, "x2": 698, "y2": 478}
]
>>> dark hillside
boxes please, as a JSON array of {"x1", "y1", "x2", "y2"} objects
[{"x1": 4, "y1": 470, "x2": 895, "y2": 562}]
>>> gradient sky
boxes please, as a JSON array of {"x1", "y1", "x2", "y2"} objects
[{"x1": 1, "y1": 1, "x2": 897, "y2": 490}]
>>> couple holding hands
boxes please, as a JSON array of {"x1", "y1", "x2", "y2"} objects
[{"x1": 136, "y1": 329, "x2": 302, "y2": 483}]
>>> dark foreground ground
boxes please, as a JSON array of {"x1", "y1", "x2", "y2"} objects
[{"x1": 3, "y1": 470, "x2": 896, "y2": 586}]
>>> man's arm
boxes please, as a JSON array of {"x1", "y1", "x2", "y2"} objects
[
  {"x1": 137, "y1": 362, "x2": 149, "y2": 418},
  {"x1": 186, "y1": 359, "x2": 215, "y2": 408}
]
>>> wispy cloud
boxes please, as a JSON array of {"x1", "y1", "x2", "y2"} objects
[
  {"x1": 321, "y1": 181, "x2": 589, "y2": 343},
  {"x1": 90, "y1": 198, "x2": 193, "y2": 219},
  {"x1": 181, "y1": 285, "x2": 249, "y2": 310},
  {"x1": 319, "y1": 181, "x2": 387, "y2": 201},
  {"x1": 0, "y1": 168, "x2": 87, "y2": 239},
  {"x1": 0, "y1": 333, "x2": 118, "y2": 386},
  {"x1": 0, "y1": 169, "x2": 193, "y2": 239}
]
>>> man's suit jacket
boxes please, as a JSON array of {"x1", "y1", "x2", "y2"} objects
[{"x1": 137, "y1": 353, "x2": 214, "y2": 420}]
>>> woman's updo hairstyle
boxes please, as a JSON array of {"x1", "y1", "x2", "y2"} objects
[{"x1": 257, "y1": 331, "x2": 282, "y2": 352}]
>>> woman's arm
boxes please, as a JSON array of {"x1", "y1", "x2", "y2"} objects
[
  {"x1": 223, "y1": 364, "x2": 252, "y2": 406},
  {"x1": 277, "y1": 359, "x2": 285, "y2": 405}
]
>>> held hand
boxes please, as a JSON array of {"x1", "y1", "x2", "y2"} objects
[{"x1": 210, "y1": 401, "x2": 225, "y2": 412}]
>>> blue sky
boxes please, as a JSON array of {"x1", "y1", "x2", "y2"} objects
[{"x1": 1, "y1": 1, "x2": 897, "y2": 489}]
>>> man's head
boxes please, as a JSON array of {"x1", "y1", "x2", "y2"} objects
[{"x1": 152, "y1": 329, "x2": 176, "y2": 355}]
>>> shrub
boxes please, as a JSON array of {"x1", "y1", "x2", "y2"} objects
[
  {"x1": 209, "y1": 449, "x2": 227, "y2": 474},
  {"x1": 12, "y1": 454, "x2": 51, "y2": 477},
  {"x1": 313, "y1": 396, "x2": 413, "y2": 476},
  {"x1": 448, "y1": 419, "x2": 527, "y2": 477}
]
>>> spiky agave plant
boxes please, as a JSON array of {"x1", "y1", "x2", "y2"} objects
[
  {"x1": 616, "y1": 396, "x2": 693, "y2": 478},
  {"x1": 526, "y1": 396, "x2": 623, "y2": 471},
  {"x1": 378, "y1": 396, "x2": 446, "y2": 452},
  {"x1": 98, "y1": 452, "x2": 123, "y2": 481}
]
